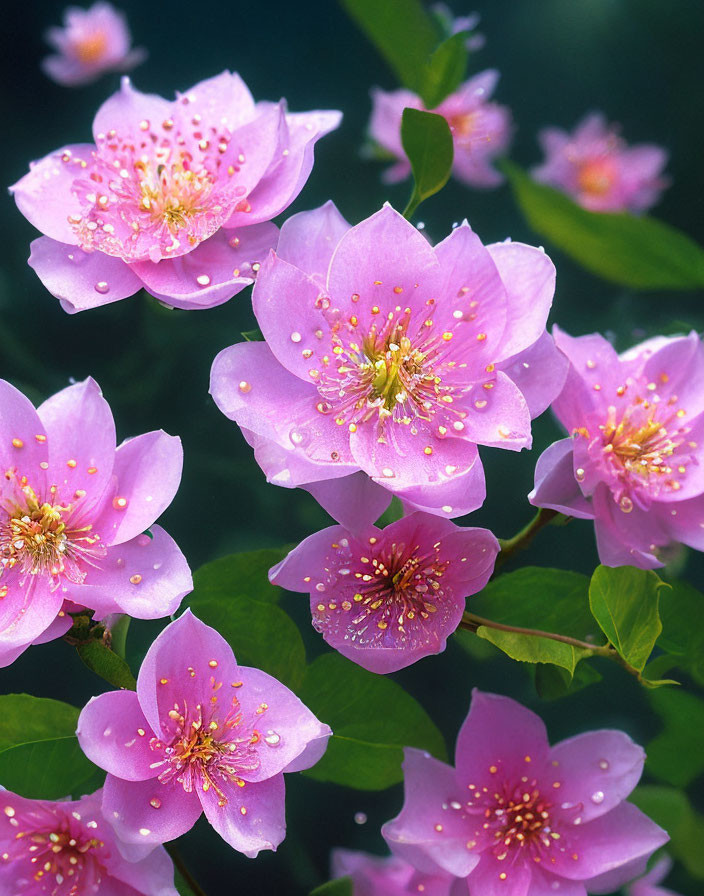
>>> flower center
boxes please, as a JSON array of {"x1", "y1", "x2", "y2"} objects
[
  {"x1": 490, "y1": 782, "x2": 554, "y2": 857},
  {"x1": 577, "y1": 157, "x2": 615, "y2": 196},
  {"x1": 72, "y1": 31, "x2": 108, "y2": 64},
  {"x1": 447, "y1": 112, "x2": 477, "y2": 139}
]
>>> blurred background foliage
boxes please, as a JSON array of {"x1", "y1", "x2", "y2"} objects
[{"x1": 1, "y1": 1, "x2": 704, "y2": 893}]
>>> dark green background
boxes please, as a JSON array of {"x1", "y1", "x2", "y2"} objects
[{"x1": 1, "y1": 1, "x2": 703, "y2": 892}]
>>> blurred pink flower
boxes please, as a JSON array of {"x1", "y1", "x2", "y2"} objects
[
  {"x1": 332, "y1": 848, "x2": 458, "y2": 895},
  {"x1": 383, "y1": 690, "x2": 668, "y2": 896},
  {"x1": 0, "y1": 377, "x2": 191, "y2": 667},
  {"x1": 11, "y1": 72, "x2": 341, "y2": 311},
  {"x1": 530, "y1": 328, "x2": 704, "y2": 568},
  {"x1": 532, "y1": 113, "x2": 668, "y2": 213},
  {"x1": 0, "y1": 787, "x2": 177, "y2": 894},
  {"x1": 368, "y1": 71, "x2": 511, "y2": 187},
  {"x1": 210, "y1": 201, "x2": 566, "y2": 528},
  {"x1": 430, "y1": 4, "x2": 485, "y2": 51},
  {"x1": 270, "y1": 512, "x2": 498, "y2": 674},
  {"x1": 627, "y1": 857, "x2": 681, "y2": 896},
  {"x1": 42, "y1": 2, "x2": 146, "y2": 87},
  {"x1": 77, "y1": 610, "x2": 331, "y2": 856}
]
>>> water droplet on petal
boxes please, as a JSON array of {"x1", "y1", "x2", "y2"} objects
[
  {"x1": 598, "y1": 759, "x2": 609, "y2": 771},
  {"x1": 196, "y1": 274, "x2": 211, "y2": 287},
  {"x1": 94, "y1": 281, "x2": 110, "y2": 294},
  {"x1": 238, "y1": 381, "x2": 251, "y2": 393},
  {"x1": 112, "y1": 496, "x2": 129, "y2": 510},
  {"x1": 149, "y1": 798, "x2": 161, "y2": 809},
  {"x1": 289, "y1": 427, "x2": 310, "y2": 447},
  {"x1": 590, "y1": 791, "x2": 604, "y2": 804},
  {"x1": 264, "y1": 731, "x2": 281, "y2": 746},
  {"x1": 290, "y1": 332, "x2": 302, "y2": 343}
]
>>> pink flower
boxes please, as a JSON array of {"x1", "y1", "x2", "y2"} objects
[
  {"x1": 11, "y1": 73, "x2": 341, "y2": 312},
  {"x1": 532, "y1": 113, "x2": 669, "y2": 213},
  {"x1": 332, "y1": 848, "x2": 457, "y2": 895},
  {"x1": 530, "y1": 328, "x2": 704, "y2": 568},
  {"x1": 269, "y1": 512, "x2": 498, "y2": 673},
  {"x1": 0, "y1": 377, "x2": 191, "y2": 667},
  {"x1": 430, "y1": 5, "x2": 485, "y2": 52},
  {"x1": 76, "y1": 610, "x2": 331, "y2": 856},
  {"x1": 42, "y1": 2, "x2": 147, "y2": 87},
  {"x1": 627, "y1": 857, "x2": 681, "y2": 896},
  {"x1": 210, "y1": 202, "x2": 566, "y2": 528},
  {"x1": 368, "y1": 71, "x2": 511, "y2": 187},
  {"x1": 0, "y1": 787, "x2": 177, "y2": 895},
  {"x1": 382, "y1": 690, "x2": 668, "y2": 896}
]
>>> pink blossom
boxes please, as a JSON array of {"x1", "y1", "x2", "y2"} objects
[
  {"x1": 11, "y1": 73, "x2": 341, "y2": 312},
  {"x1": 0, "y1": 787, "x2": 176, "y2": 895},
  {"x1": 42, "y1": 3, "x2": 146, "y2": 87},
  {"x1": 530, "y1": 328, "x2": 704, "y2": 568},
  {"x1": 532, "y1": 113, "x2": 668, "y2": 213},
  {"x1": 382, "y1": 690, "x2": 668, "y2": 896},
  {"x1": 270, "y1": 512, "x2": 498, "y2": 673},
  {"x1": 210, "y1": 202, "x2": 566, "y2": 528},
  {"x1": 430, "y1": 5, "x2": 485, "y2": 52},
  {"x1": 332, "y1": 848, "x2": 458, "y2": 895},
  {"x1": 368, "y1": 71, "x2": 511, "y2": 187},
  {"x1": 0, "y1": 377, "x2": 191, "y2": 667},
  {"x1": 77, "y1": 610, "x2": 331, "y2": 856},
  {"x1": 627, "y1": 857, "x2": 681, "y2": 896}
]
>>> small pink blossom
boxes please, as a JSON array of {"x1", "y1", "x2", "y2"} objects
[
  {"x1": 530, "y1": 328, "x2": 704, "y2": 568},
  {"x1": 332, "y1": 848, "x2": 457, "y2": 895},
  {"x1": 0, "y1": 377, "x2": 191, "y2": 667},
  {"x1": 368, "y1": 71, "x2": 511, "y2": 187},
  {"x1": 77, "y1": 610, "x2": 331, "y2": 856},
  {"x1": 532, "y1": 113, "x2": 669, "y2": 213},
  {"x1": 11, "y1": 72, "x2": 341, "y2": 312},
  {"x1": 210, "y1": 201, "x2": 566, "y2": 528},
  {"x1": 42, "y1": 3, "x2": 146, "y2": 87},
  {"x1": 382, "y1": 690, "x2": 668, "y2": 896},
  {"x1": 430, "y1": 5, "x2": 485, "y2": 52},
  {"x1": 627, "y1": 857, "x2": 681, "y2": 896},
  {"x1": 0, "y1": 787, "x2": 176, "y2": 895},
  {"x1": 270, "y1": 512, "x2": 498, "y2": 673}
]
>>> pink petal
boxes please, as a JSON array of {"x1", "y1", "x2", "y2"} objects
[
  {"x1": 132, "y1": 224, "x2": 279, "y2": 310},
  {"x1": 28, "y1": 237, "x2": 142, "y2": 313},
  {"x1": 92, "y1": 77, "x2": 172, "y2": 143},
  {"x1": 664, "y1": 493, "x2": 704, "y2": 551},
  {"x1": 10, "y1": 144, "x2": 95, "y2": 245},
  {"x1": 527, "y1": 869, "x2": 587, "y2": 896},
  {"x1": 77, "y1": 691, "x2": 158, "y2": 782},
  {"x1": 107, "y1": 842, "x2": 178, "y2": 896},
  {"x1": 269, "y1": 525, "x2": 350, "y2": 592},
  {"x1": 368, "y1": 87, "x2": 421, "y2": 160},
  {"x1": 275, "y1": 201, "x2": 351, "y2": 282},
  {"x1": 240, "y1": 426, "x2": 350, "y2": 489},
  {"x1": 75, "y1": 525, "x2": 191, "y2": 619},
  {"x1": 302, "y1": 472, "x2": 391, "y2": 531},
  {"x1": 0, "y1": 574, "x2": 65, "y2": 667},
  {"x1": 551, "y1": 328, "x2": 622, "y2": 432},
  {"x1": 172, "y1": 71, "x2": 256, "y2": 131},
  {"x1": 641, "y1": 332, "x2": 704, "y2": 420},
  {"x1": 455, "y1": 371, "x2": 532, "y2": 450},
  {"x1": 498, "y1": 331, "x2": 569, "y2": 419},
  {"x1": 0, "y1": 379, "x2": 49, "y2": 490},
  {"x1": 465, "y1": 854, "x2": 532, "y2": 896},
  {"x1": 529, "y1": 438, "x2": 595, "y2": 519}
]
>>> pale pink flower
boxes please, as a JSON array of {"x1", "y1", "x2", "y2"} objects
[
  {"x1": 369, "y1": 71, "x2": 511, "y2": 187},
  {"x1": 530, "y1": 328, "x2": 704, "y2": 568},
  {"x1": 270, "y1": 512, "x2": 498, "y2": 673},
  {"x1": 0, "y1": 377, "x2": 191, "y2": 667},
  {"x1": 0, "y1": 787, "x2": 177, "y2": 895},
  {"x1": 210, "y1": 202, "x2": 566, "y2": 528},
  {"x1": 383, "y1": 690, "x2": 668, "y2": 896},
  {"x1": 11, "y1": 72, "x2": 341, "y2": 312},
  {"x1": 627, "y1": 857, "x2": 681, "y2": 896},
  {"x1": 77, "y1": 611, "x2": 331, "y2": 856},
  {"x1": 332, "y1": 848, "x2": 458, "y2": 895},
  {"x1": 42, "y1": 2, "x2": 146, "y2": 87},
  {"x1": 532, "y1": 113, "x2": 668, "y2": 213},
  {"x1": 430, "y1": 4, "x2": 485, "y2": 51}
]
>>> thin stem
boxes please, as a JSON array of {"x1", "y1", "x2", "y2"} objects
[
  {"x1": 495, "y1": 508, "x2": 560, "y2": 571},
  {"x1": 165, "y1": 843, "x2": 208, "y2": 896}
]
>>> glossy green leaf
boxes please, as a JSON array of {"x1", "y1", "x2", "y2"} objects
[
  {"x1": 401, "y1": 108, "x2": 454, "y2": 218},
  {"x1": 77, "y1": 640, "x2": 137, "y2": 690},
  {"x1": 0, "y1": 694, "x2": 80, "y2": 751},
  {"x1": 646, "y1": 688, "x2": 704, "y2": 787},
  {"x1": 192, "y1": 549, "x2": 287, "y2": 604},
  {"x1": 656, "y1": 579, "x2": 704, "y2": 684},
  {"x1": 309, "y1": 878, "x2": 353, "y2": 896},
  {"x1": 339, "y1": 0, "x2": 439, "y2": 94},
  {"x1": 174, "y1": 868, "x2": 198, "y2": 896},
  {"x1": 534, "y1": 660, "x2": 602, "y2": 700},
  {"x1": 475, "y1": 627, "x2": 590, "y2": 674},
  {"x1": 631, "y1": 785, "x2": 704, "y2": 879},
  {"x1": 589, "y1": 565, "x2": 664, "y2": 672},
  {"x1": 503, "y1": 161, "x2": 704, "y2": 289},
  {"x1": 0, "y1": 737, "x2": 104, "y2": 799},
  {"x1": 299, "y1": 653, "x2": 446, "y2": 790},
  {"x1": 421, "y1": 32, "x2": 468, "y2": 108}
]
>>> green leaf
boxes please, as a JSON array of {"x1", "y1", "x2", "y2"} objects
[
  {"x1": 631, "y1": 785, "x2": 704, "y2": 879},
  {"x1": 0, "y1": 695, "x2": 80, "y2": 751},
  {"x1": 401, "y1": 108, "x2": 454, "y2": 219},
  {"x1": 241, "y1": 327, "x2": 264, "y2": 342},
  {"x1": 646, "y1": 688, "x2": 704, "y2": 787},
  {"x1": 309, "y1": 878, "x2": 353, "y2": 896},
  {"x1": 421, "y1": 33, "x2": 468, "y2": 108},
  {"x1": 534, "y1": 661, "x2": 602, "y2": 700},
  {"x1": 193, "y1": 549, "x2": 287, "y2": 605},
  {"x1": 656, "y1": 579, "x2": 704, "y2": 684},
  {"x1": 174, "y1": 869, "x2": 198, "y2": 896},
  {"x1": 503, "y1": 161, "x2": 704, "y2": 290},
  {"x1": 339, "y1": 0, "x2": 439, "y2": 94},
  {"x1": 589, "y1": 566, "x2": 664, "y2": 672},
  {"x1": 0, "y1": 737, "x2": 104, "y2": 799},
  {"x1": 77, "y1": 640, "x2": 137, "y2": 690},
  {"x1": 464, "y1": 567, "x2": 601, "y2": 675},
  {"x1": 299, "y1": 653, "x2": 446, "y2": 790}
]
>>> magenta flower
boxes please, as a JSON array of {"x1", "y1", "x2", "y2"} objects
[
  {"x1": 11, "y1": 73, "x2": 341, "y2": 312},
  {"x1": 0, "y1": 377, "x2": 191, "y2": 667},
  {"x1": 77, "y1": 610, "x2": 331, "y2": 856},
  {"x1": 532, "y1": 113, "x2": 668, "y2": 213},
  {"x1": 270, "y1": 512, "x2": 498, "y2": 673},
  {"x1": 368, "y1": 71, "x2": 511, "y2": 187},
  {"x1": 530, "y1": 328, "x2": 704, "y2": 568},
  {"x1": 0, "y1": 787, "x2": 176, "y2": 895},
  {"x1": 627, "y1": 857, "x2": 681, "y2": 896},
  {"x1": 210, "y1": 202, "x2": 566, "y2": 528},
  {"x1": 382, "y1": 690, "x2": 668, "y2": 896},
  {"x1": 332, "y1": 848, "x2": 457, "y2": 896},
  {"x1": 42, "y1": 2, "x2": 146, "y2": 87}
]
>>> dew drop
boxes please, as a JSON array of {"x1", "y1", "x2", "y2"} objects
[
  {"x1": 94, "y1": 281, "x2": 110, "y2": 294},
  {"x1": 130, "y1": 574, "x2": 143, "y2": 585},
  {"x1": 575, "y1": 468, "x2": 585, "y2": 482},
  {"x1": 598, "y1": 759, "x2": 609, "y2": 771},
  {"x1": 290, "y1": 332, "x2": 302, "y2": 343},
  {"x1": 382, "y1": 467, "x2": 394, "y2": 478},
  {"x1": 264, "y1": 731, "x2": 281, "y2": 746},
  {"x1": 112, "y1": 496, "x2": 129, "y2": 510},
  {"x1": 354, "y1": 812, "x2": 367, "y2": 825},
  {"x1": 619, "y1": 496, "x2": 633, "y2": 513},
  {"x1": 196, "y1": 274, "x2": 211, "y2": 287},
  {"x1": 289, "y1": 427, "x2": 310, "y2": 447},
  {"x1": 238, "y1": 381, "x2": 251, "y2": 393},
  {"x1": 590, "y1": 791, "x2": 605, "y2": 804},
  {"x1": 149, "y1": 798, "x2": 162, "y2": 809}
]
